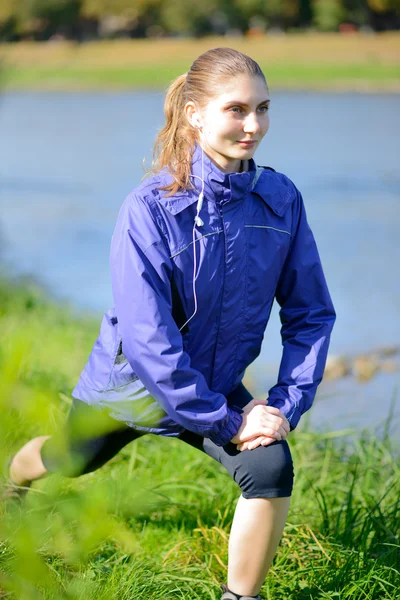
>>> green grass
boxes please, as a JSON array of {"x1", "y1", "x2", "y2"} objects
[
  {"x1": 1, "y1": 34, "x2": 399, "y2": 92},
  {"x1": 2, "y1": 62, "x2": 400, "y2": 91},
  {"x1": 0, "y1": 276, "x2": 399, "y2": 599}
]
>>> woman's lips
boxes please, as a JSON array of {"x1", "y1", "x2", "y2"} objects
[{"x1": 238, "y1": 140, "x2": 257, "y2": 147}]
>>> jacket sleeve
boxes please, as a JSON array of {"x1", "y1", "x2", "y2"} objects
[
  {"x1": 267, "y1": 187, "x2": 336, "y2": 429},
  {"x1": 110, "y1": 193, "x2": 243, "y2": 446}
]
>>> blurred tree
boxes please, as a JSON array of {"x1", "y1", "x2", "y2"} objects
[
  {"x1": 14, "y1": 0, "x2": 81, "y2": 38},
  {"x1": 342, "y1": 0, "x2": 369, "y2": 26},
  {"x1": 216, "y1": 0, "x2": 245, "y2": 33},
  {"x1": 82, "y1": 0, "x2": 145, "y2": 18},
  {"x1": 298, "y1": 0, "x2": 313, "y2": 26},
  {"x1": 0, "y1": 0, "x2": 14, "y2": 23},
  {"x1": 367, "y1": 0, "x2": 400, "y2": 29},
  {"x1": 234, "y1": 0, "x2": 302, "y2": 29},
  {"x1": 312, "y1": 0, "x2": 346, "y2": 30},
  {"x1": 281, "y1": 0, "x2": 301, "y2": 21},
  {"x1": 82, "y1": 0, "x2": 165, "y2": 38},
  {"x1": 367, "y1": 0, "x2": 400, "y2": 10},
  {"x1": 0, "y1": 0, "x2": 399, "y2": 40},
  {"x1": 158, "y1": 0, "x2": 219, "y2": 36},
  {"x1": 0, "y1": 0, "x2": 17, "y2": 40}
]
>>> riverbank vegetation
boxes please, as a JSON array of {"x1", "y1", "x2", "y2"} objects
[
  {"x1": 0, "y1": 276, "x2": 399, "y2": 598},
  {"x1": 1, "y1": 0, "x2": 399, "y2": 42},
  {"x1": 1, "y1": 33, "x2": 400, "y2": 92},
  {"x1": 0, "y1": 281, "x2": 400, "y2": 600}
]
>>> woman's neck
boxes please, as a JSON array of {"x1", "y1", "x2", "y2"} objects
[{"x1": 199, "y1": 145, "x2": 247, "y2": 175}]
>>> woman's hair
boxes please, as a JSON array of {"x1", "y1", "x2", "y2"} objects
[{"x1": 150, "y1": 47, "x2": 266, "y2": 196}]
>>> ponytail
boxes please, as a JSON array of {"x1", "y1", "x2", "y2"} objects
[{"x1": 150, "y1": 73, "x2": 197, "y2": 196}]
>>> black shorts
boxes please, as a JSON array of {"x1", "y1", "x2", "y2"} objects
[{"x1": 41, "y1": 399, "x2": 294, "y2": 499}]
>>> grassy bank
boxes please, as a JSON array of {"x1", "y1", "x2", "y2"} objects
[
  {"x1": 1, "y1": 33, "x2": 400, "y2": 92},
  {"x1": 0, "y1": 277, "x2": 399, "y2": 599}
]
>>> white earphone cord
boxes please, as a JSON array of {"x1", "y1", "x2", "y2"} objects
[{"x1": 178, "y1": 148, "x2": 205, "y2": 332}]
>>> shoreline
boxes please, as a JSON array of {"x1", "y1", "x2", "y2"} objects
[
  {"x1": 3, "y1": 83, "x2": 400, "y2": 94},
  {"x1": 1, "y1": 33, "x2": 399, "y2": 93}
]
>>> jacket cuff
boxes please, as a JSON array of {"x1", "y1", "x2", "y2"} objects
[
  {"x1": 287, "y1": 408, "x2": 301, "y2": 430},
  {"x1": 267, "y1": 396, "x2": 301, "y2": 431},
  {"x1": 207, "y1": 409, "x2": 243, "y2": 447}
]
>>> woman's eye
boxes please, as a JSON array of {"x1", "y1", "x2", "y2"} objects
[
  {"x1": 230, "y1": 106, "x2": 243, "y2": 114},
  {"x1": 258, "y1": 106, "x2": 269, "y2": 113}
]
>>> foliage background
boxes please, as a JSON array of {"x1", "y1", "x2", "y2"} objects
[{"x1": 0, "y1": 0, "x2": 399, "y2": 41}]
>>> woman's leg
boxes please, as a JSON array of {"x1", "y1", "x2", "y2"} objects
[
  {"x1": 227, "y1": 495, "x2": 290, "y2": 597},
  {"x1": 179, "y1": 431, "x2": 293, "y2": 598},
  {"x1": 8, "y1": 399, "x2": 142, "y2": 489}
]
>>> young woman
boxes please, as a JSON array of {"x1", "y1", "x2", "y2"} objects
[{"x1": 7, "y1": 48, "x2": 336, "y2": 600}]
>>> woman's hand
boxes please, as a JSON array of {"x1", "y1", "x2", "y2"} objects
[
  {"x1": 236, "y1": 432, "x2": 283, "y2": 451},
  {"x1": 241, "y1": 397, "x2": 268, "y2": 414},
  {"x1": 231, "y1": 403, "x2": 290, "y2": 450}
]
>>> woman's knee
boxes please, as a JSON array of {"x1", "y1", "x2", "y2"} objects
[{"x1": 234, "y1": 440, "x2": 294, "y2": 499}]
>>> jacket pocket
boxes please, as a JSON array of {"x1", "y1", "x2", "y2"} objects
[
  {"x1": 79, "y1": 309, "x2": 139, "y2": 395},
  {"x1": 105, "y1": 338, "x2": 140, "y2": 392}
]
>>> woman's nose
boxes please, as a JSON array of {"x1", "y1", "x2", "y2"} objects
[{"x1": 243, "y1": 113, "x2": 261, "y2": 134}]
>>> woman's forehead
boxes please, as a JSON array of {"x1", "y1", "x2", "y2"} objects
[{"x1": 210, "y1": 75, "x2": 269, "y2": 106}]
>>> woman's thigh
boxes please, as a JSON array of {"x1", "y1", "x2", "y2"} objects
[
  {"x1": 179, "y1": 430, "x2": 294, "y2": 499},
  {"x1": 41, "y1": 398, "x2": 293, "y2": 497},
  {"x1": 41, "y1": 399, "x2": 143, "y2": 476}
]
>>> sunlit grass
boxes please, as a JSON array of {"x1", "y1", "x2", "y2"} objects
[
  {"x1": 0, "y1": 276, "x2": 399, "y2": 599},
  {"x1": 1, "y1": 33, "x2": 399, "y2": 92}
]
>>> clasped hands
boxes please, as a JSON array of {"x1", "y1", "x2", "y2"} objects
[{"x1": 231, "y1": 398, "x2": 290, "y2": 452}]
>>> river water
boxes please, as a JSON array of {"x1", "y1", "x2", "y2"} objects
[{"x1": 1, "y1": 91, "x2": 399, "y2": 438}]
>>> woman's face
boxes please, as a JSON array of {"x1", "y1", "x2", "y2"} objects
[{"x1": 193, "y1": 75, "x2": 270, "y2": 173}]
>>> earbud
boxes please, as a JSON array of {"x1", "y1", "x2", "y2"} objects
[
  {"x1": 194, "y1": 191, "x2": 204, "y2": 227},
  {"x1": 194, "y1": 215, "x2": 204, "y2": 227}
]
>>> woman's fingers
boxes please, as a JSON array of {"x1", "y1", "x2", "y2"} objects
[
  {"x1": 259, "y1": 417, "x2": 286, "y2": 439},
  {"x1": 236, "y1": 422, "x2": 282, "y2": 443},
  {"x1": 260, "y1": 408, "x2": 290, "y2": 438},
  {"x1": 278, "y1": 424, "x2": 290, "y2": 439},
  {"x1": 281, "y1": 415, "x2": 291, "y2": 434},
  {"x1": 236, "y1": 423, "x2": 289, "y2": 450},
  {"x1": 236, "y1": 437, "x2": 257, "y2": 451},
  {"x1": 231, "y1": 405, "x2": 291, "y2": 444},
  {"x1": 235, "y1": 406, "x2": 292, "y2": 450},
  {"x1": 247, "y1": 436, "x2": 265, "y2": 450},
  {"x1": 242, "y1": 426, "x2": 282, "y2": 442},
  {"x1": 237, "y1": 435, "x2": 279, "y2": 451},
  {"x1": 263, "y1": 406, "x2": 283, "y2": 417},
  {"x1": 260, "y1": 437, "x2": 278, "y2": 447},
  {"x1": 237, "y1": 436, "x2": 264, "y2": 451},
  {"x1": 242, "y1": 398, "x2": 268, "y2": 414}
]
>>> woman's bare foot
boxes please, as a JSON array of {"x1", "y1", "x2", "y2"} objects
[{"x1": 7, "y1": 436, "x2": 51, "y2": 497}]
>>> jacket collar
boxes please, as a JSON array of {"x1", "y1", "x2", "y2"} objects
[
  {"x1": 251, "y1": 167, "x2": 294, "y2": 217},
  {"x1": 157, "y1": 145, "x2": 256, "y2": 215},
  {"x1": 156, "y1": 145, "x2": 293, "y2": 217},
  {"x1": 155, "y1": 186, "x2": 198, "y2": 216}
]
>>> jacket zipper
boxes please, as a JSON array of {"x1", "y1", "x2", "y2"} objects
[{"x1": 209, "y1": 203, "x2": 227, "y2": 388}]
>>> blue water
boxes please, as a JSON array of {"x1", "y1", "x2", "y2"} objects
[{"x1": 1, "y1": 91, "x2": 399, "y2": 436}]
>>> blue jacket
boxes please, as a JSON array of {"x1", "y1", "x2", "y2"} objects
[{"x1": 72, "y1": 145, "x2": 336, "y2": 446}]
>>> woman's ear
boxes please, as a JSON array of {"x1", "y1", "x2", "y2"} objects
[{"x1": 185, "y1": 101, "x2": 202, "y2": 129}]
